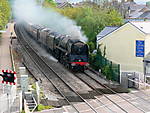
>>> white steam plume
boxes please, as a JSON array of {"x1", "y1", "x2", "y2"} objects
[{"x1": 12, "y1": 0, "x2": 88, "y2": 42}]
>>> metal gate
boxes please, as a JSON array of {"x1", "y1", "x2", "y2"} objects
[{"x1": 121, "y1": 72, "x2": 140, "y2": 89}]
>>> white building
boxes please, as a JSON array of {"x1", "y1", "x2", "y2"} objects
[{"x1": 97, "y1": 21, "x2": 150, "y2": 87}]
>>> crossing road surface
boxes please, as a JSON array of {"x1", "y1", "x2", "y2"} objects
[{"x1": 34, "y1": 89, "x2": 150, "y2": 113}]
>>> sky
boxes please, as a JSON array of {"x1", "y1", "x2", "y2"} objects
[
  {"x1": 135, "y1": 0, "x2": 150, "y2": 4},
  {"x1": 68, "y1": 0, "x2": 150, "y2": 4}
]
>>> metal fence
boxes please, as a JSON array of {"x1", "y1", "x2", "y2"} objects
[{"x1": 90, "y1": 53, "x2": 120, "y2": 83}]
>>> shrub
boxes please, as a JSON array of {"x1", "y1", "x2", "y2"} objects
[
  {"x1": 31, "y1": 83, "x2": 36, "y2": 90},
  {"x1": 21, "y1": 110, "x2": 25, "y2": 113},
  {"x1": 37, "y1": 104, "x2": 54, "y2": 111}
]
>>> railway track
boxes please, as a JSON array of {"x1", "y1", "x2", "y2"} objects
[
  {"x1": 130, "y1": 90, "x2": 150, "y2": 105},
  {"x1": 15, "y1": 23, "x2": 103, "y2": 113},
  {"x1": 74, "y1": 70, "x2": 145, "y2": 113}
]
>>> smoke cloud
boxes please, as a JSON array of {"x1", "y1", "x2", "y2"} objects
[{"x1": 12, "y1": 0, "x2": 87, "y2": 42}]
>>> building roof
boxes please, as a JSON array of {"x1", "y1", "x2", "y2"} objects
[
  {"x1": 123, "y1": 2, "x2": 145, "y2": 11},
  {"x1": 97, "y1": 26, "x2": 119, "y2": 41},
  {"x1": 138, "y1": 11, "x2": 150, "y2": 19},
  {"x1": 129, "y1": 9, "x2": 144, "y2": 18},
  {"x1": 130, "y1": 4, "x2": 146, "y2": 11},
  {"x1": 123, "y1": 1, "x2": 150, "y2": 19},
  {"x1": 57, "y1": 2, "x2": 72, "y2": 8},
  {"x1": 128, "y1": 7, "x2": 150, "y2": 19},
  {"x1": 55, "y1": 0, "x2": 67, "y2": 4},
  {"x1": 139, "y1": 7, "x2": 150, "y2": 12},
  {"x1": 130, "y1": 21, "x2": 150, "y2": 34},
  {"x1": 97, "y1": 21, "x2": 150, "y2": 41}
]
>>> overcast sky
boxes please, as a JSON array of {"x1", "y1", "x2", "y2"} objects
[
  {"x1": 69, "y1": 0, "x2": 150, "y2": 4},
  {"x1": 135, "y1": 0, "x2": 150, "y2": 4}
]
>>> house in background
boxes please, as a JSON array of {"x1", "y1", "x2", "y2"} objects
[
  {"x1": 122, "y1": 1, "x2": 150, "y2": 21},
  {"x1": 97, "y1": 21, "x2": 150, "y2": 88},
  {"x1": 54, "y1": 0, "x2": 72, "y2": 8},
  {"x1": 55, "y1": 0, "x2": 68, "y2": 5}
]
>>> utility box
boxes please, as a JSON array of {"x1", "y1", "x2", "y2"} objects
[
  {"x1": 121, "y1": 72, "x2": 129, "y2": 88},
  {"x1": 20, "y1": 75, "x2": 28, "y2": 92}
]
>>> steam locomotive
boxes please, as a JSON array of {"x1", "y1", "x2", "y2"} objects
[{"x1": 21, "y1": 22, "x2": 89, "y2": 71}]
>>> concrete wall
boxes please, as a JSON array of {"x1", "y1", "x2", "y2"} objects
[
  {"x1": 98, "y1": 23, "x2": 146, "y2": 73},
  {"x1": 0, "y1": 93, "x2": 9, "y2": 113},
  {"x1": 0, "y1": 85, "x2": 16, "y2": 113}
]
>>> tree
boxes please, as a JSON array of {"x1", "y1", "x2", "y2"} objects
[
  {"x1": 0, "y1": 0, "x2": 10, "y2": 30},
  {"x1": 43, "y1": 0, "x2": 56, "y2": 8}
]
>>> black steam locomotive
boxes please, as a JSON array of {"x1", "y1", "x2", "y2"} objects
[{"x1": 22, "y1": 22, "x2": 89, "y2": 71}]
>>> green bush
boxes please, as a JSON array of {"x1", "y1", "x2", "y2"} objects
[
  {"x1": 21, "y1": 110, "x2": 25, "y2": 113},
  {"x1": 37, "y1": 104, "x2": 45, "y2": 111},
  {"x1": 89, "y1": 47, "x2": 120, "y2": 82},
  {"x1": 37, "y1": 104, "x2": 54, "y2": 111},
  {"x1": 89, "y1": 53, "x2": 99, "y2": 70},
  {"x1": 45, "y1": 105, "x2": 53, "y2": 109},
  {"x1": 31, "y1": 83, "x2": 36, "y2": 90},
  {"x1": 43, "y1": 0, "x2": 56, "y2": 8},
  {"x1": 87, "y1": 41, "x2": 96, "y2": 53},
  {"x1": 102, "y1": 65, "x2": 112, "y2": 80},
  {"x1": 40, "y1": 91, "x2": 45, "y2": 98}
]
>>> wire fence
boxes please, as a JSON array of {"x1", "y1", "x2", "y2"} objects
[{"x1": 90, "y1": 53, "x2": 120, "y2": 83}]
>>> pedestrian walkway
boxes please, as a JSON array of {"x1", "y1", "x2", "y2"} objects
[
  {"x1": 0, "y1": 23, "x2": 13, "y2": 93},
  {"x1": 0, "y1": 23, "x2": 12, "y2": 71}
]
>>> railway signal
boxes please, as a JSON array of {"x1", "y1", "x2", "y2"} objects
[{"x1": 0, "y1": 70, "x2": 16, "y2": 85}]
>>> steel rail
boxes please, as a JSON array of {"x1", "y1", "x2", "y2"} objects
[
  {"x1": 75, "y1": 73, "x2": 128, "y2": 113},
  {"x1": 84, "y1": 71, "x2": 145, "y2": 113}
]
